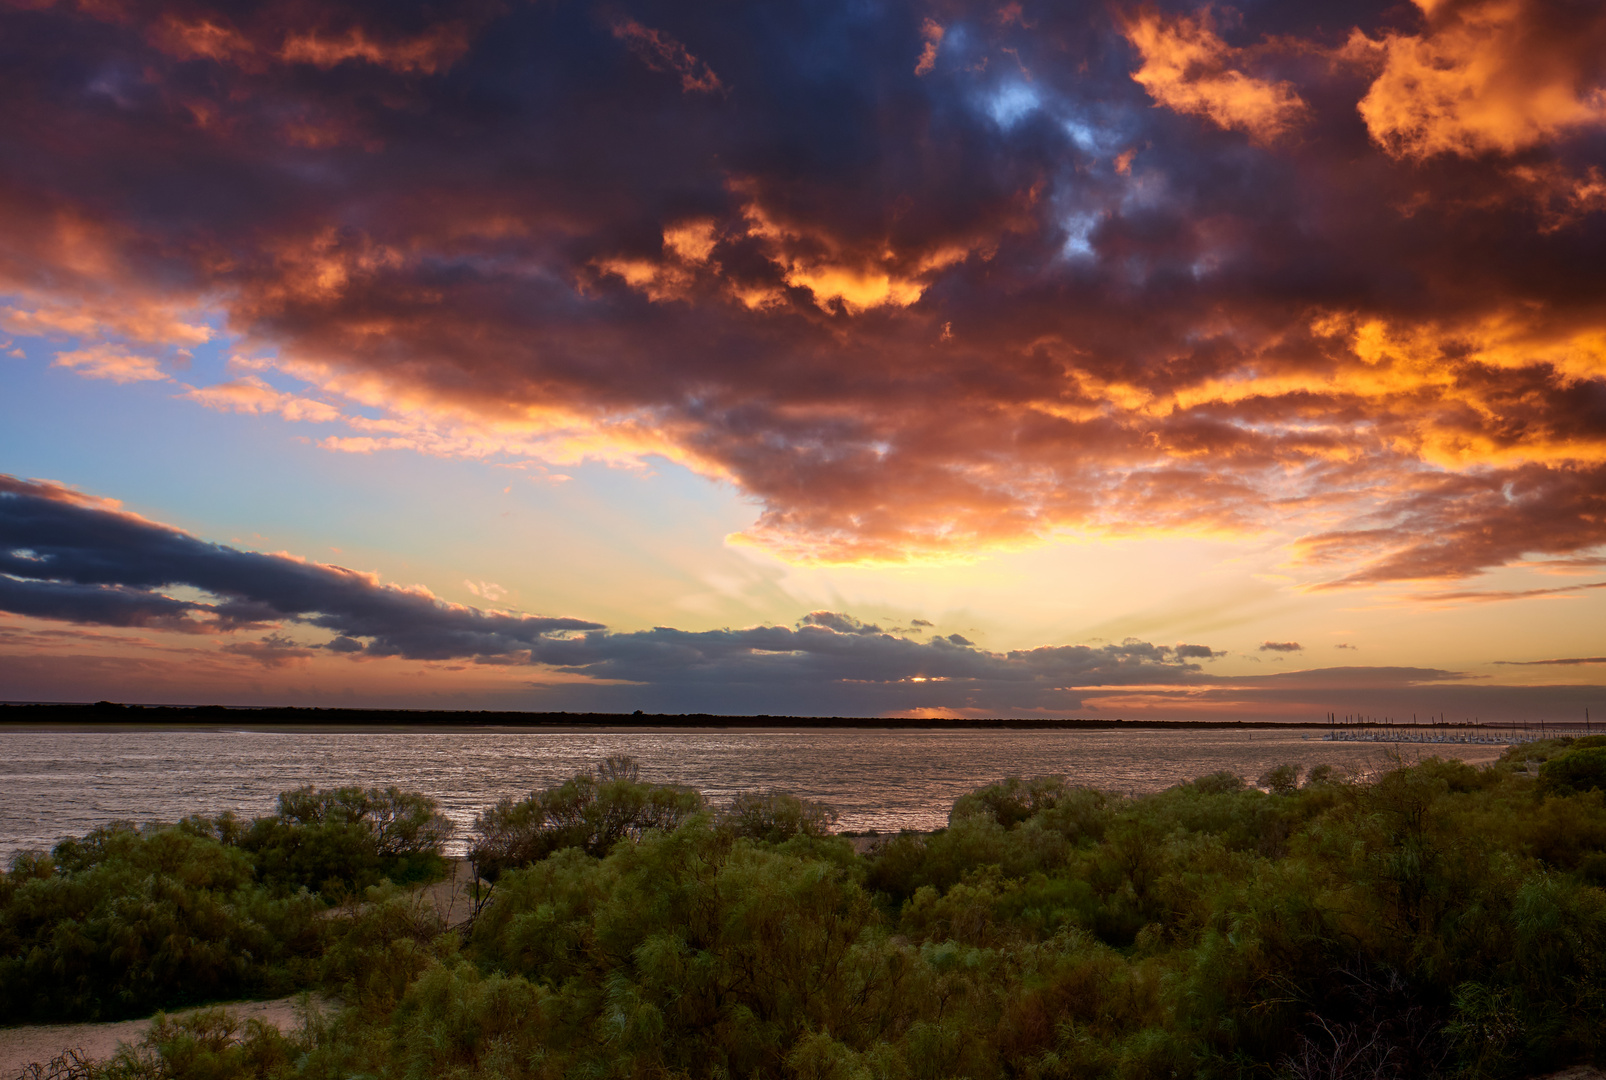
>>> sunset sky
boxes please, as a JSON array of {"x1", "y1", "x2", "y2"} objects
[{"x1": 2, "y1": 0, "x2": 1604, "y2": 719}]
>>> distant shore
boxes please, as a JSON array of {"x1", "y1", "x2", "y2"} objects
[{"x1": 1, "y1": 701, "x2": 1568, "y2": 733}]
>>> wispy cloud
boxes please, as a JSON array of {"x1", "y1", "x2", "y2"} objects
[
  {"x1": 1414, "y1": 581, "x2": 1606, "y2": 604},
  {"x1": 1494, "y1": 656, "x2": 1606, "y2": 666}
]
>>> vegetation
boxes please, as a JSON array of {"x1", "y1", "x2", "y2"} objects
[
  {"x1": 0, "y1": 786, "x2": 451, "y2": 1022},
  {"x1": 467, "y1": 756, "x2": 704, "y2": 883},
  {"x1": 4, "y1": 746, "x2": 1605, "y2": 1080}
]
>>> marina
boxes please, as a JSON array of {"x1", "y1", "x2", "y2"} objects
[{"x1": 1319, "y1": 712, "x2": 1591, "y2": 745}]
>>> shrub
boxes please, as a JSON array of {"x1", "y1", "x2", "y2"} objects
[
  {"x1": 722, "y1": 791, "x2": 839, "y2": 843},
  {"x1": 238, "y1": 786, "x2": 452, "y2": 896},
  {"x1": 1258, "y1": 763, "x2": 1302, "y2": 795},
  {"x1": 1189, "y1": 770, "x2": 1246, "y2": 795},
  {"x1": 1539, "y1": 746, "x2": 1606, "y2": 796},
  {"x1": 467, "y1": 755, "x2": 704, "y2": 881},
  {"x1": 0, "y1": 822, "x2": 324, "y2": 1022},
  {"x1": 97, "y1": 1008, "x2": 297, "y2": 1080},
  {"x1": 0, "y1": 785, "x2": 452, "y2": 1024},
  {"x1": 13, "y1": 758, "x2": 1606, "y2": 1080}
]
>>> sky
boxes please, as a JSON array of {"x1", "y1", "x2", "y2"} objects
[{"x1": 1, "y1": 0, "x2": 1604, "y2": 720}]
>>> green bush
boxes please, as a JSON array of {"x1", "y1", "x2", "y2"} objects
[
  {"x1": 239, "y1": 785, "x2": 452, "y2": 896},
  {"x1": 722, "y1": 791, "x2": 839, "y2": 843},
  {"x1": 466, "y1": 755, "x2": 704, "y2": 881},
  {"x1": 97, "y1": 1008, "x2": 299, "y2": 1080},
  {"x1": 0, "y1": 822, "x2": 325, "y2": 1023},
  {"x1": 1540, "y1": 747, "x2": 1606, "y2": 796},
  {"x1": 0, "y1": 786, "x2": 452, "y2": 1024},
  {"x1": 9, "y1": 758, "x2": 1606, "y2": 1080}
]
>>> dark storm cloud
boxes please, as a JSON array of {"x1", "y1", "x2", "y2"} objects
[
  {"x1": 0, "y1": 475, "x2": 602, "y2": 659},
  {"x1": 2, "y1": 0, "x2": 1606, "y2": 578},
  {"x1": 0, "y1": 575, "x2": 198, "y2": 631},
  {"x1": 524, "y1": 624, "x2": 1213, "y2": 696},
  {"x1": 800, "y1": 612, "x2": 884, "y2": 635}
]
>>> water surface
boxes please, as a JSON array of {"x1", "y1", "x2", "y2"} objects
[{"x1": 0, "y1": 728, "x2": 1507, "y2": 859}]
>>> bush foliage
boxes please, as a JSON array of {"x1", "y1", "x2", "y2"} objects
[
  {"x1": 4, "y1": 747, "x2": 1605, "y2": 1080},
  {"x1": 467, "y1": 756, "x2": 704, "y2": 882},
  {"x1": 0, "y1": 786, "x2": 452, "y2": 1022}
]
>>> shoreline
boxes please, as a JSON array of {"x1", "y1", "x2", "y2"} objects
[{"x1": 3, "y1": 702, "x2": 1567, "y2": 733}]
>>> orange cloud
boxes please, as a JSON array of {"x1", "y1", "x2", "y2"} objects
[
  {"x1": 589, "y1": 198, "x2": 980, "y2": 314},
  {"x1": 98, "y1": 2, "x2": 494, "y2": 77},
  {"x1": 2, "y1": 297, "x2": 211, "y2": 347},
  {"x1": 7, "y1": 0, "x2": 1606, "y2": 590},
  {"x1": 1508, "y1": 162, "x2": 1606, "y2": 231},
  {"x1": 51, "y1": 345, "x2": 168, "y2": 383},
  {"x1": 612, "y1": 18, "x2": 724, "y2": 94},
  {"x1": 278, "y1": 25, "x2": 470, "y2": 74},
  {"x1": 730, "y1": 191, "x2": 977, "y2": 313},
  {"x1": 183, "y1": 376, "x2": 343, "y2": 423},
  {"x1": 148, "y1": 16, "x2": 254, "y2": 63},
  {"x1": 914, "y1": 19, "x2": 943, "y2": 77},
  {"x1": 1353, "y1": 0, "x2": 1606, "y2": 158},
  {"x1": 1123, "y1": 7, "x2": 1307, "y2": 142}
]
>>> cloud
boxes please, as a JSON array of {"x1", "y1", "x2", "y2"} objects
[
  {"x1": 1493, "y1": 655, "x2": 1606, "y2": 665},
  {"x1": 524, "y1": 622, "x2": 1213, "y2": 701},
  {"x1": 183, "y1": 377, "x2": 342, "y2": 423},
  {"x1": 145, "y1": 2, "x2": 491, "y2": 74},
  {"x1": 611, "y1": 18, "x2": 724, "y2": 94},
  {"x1": 464, "y1": 580, "x2": 507, "y2": 602},
  {"x1": 0, "y1": 575, "x2": 203, "y2": 632},
  {"x1": 0, "y1": 474, "x2": 601, "y2": 659},
  {"x1": 1259, "y1": 641, "x2": 1303, "y2": 652},
  {"x1": 801, "y1": 611, "x2": 884, "y2": 635},
  {"x1": 4, "y1": 299, "x2": 212, "y2": 348},
  {"x1": 0, "y1": 473, "x2": 1226, "y2": 713},
  {"x1": 6, "y1": 474, "x2": 1604, "y2": 719},
  {"x1": 914, "y1": 19, "x2": 944, "y2": 77},
  {"x1": 1123, "y1": 8, "x2": 1307, "y2": 141},
  {"x1": 1223, "y1": 665, "x2": 1467, "y2": 689},
  {"x1": 2, "y1": 0, "x2": 1605, "y2": 587},
  {"x1": 51, "y1": 346, "x2": 169, "y2": 384},
  {"x1": 219, "y1": 632, "x2": 318, "y2": 667},
  {"x1": 1409, "y1": 580, "x2": 1606, "y2": 603},
  {"x1": 277, "y1": 26, "x2": 472, "y2": 74},
  {"x1": 1352, "y1": 0, "x2": 1606, "y2": 159},
  {"x1": 1304, "y1": 467, "x2": 1606, "y2": 586}
]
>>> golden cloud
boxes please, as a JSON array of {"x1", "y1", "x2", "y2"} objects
[
  {"x1": 1353, "y1": 0, "x2": 1606, "y2": 158},
  {"x1": 51, "y1": 345, "x2": 169, "y2": 383},
  {"x1": 1123, "y1": 8, "x2": 1308, "y2": 142}
]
